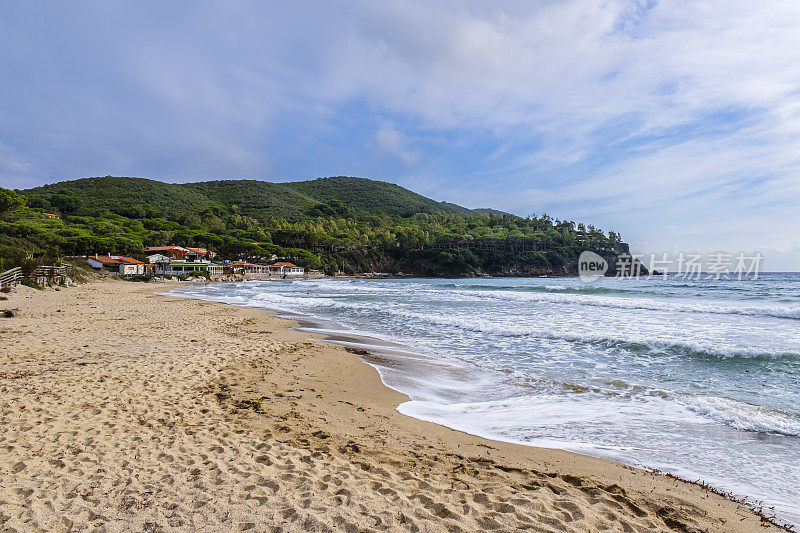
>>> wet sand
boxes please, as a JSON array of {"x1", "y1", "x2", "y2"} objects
[{"x1": 0, "y1": 280, "x2": 780, "y2": 531}]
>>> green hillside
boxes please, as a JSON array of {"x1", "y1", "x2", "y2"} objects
[
  {"x1": 23, "y1": 176, "x2": 486, "y2": 221},
  {"x1": 25, "y1": 176, "x2": 217, "y2": 219},
  {"x1": 283, "y1": 177, "x2": 476, "y2": 217},
  {"x1": 2, "y1": 176, "x2": 628, "y2": 276}
]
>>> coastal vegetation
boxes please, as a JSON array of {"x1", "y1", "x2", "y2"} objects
[{"x1": 1, "y1": 176, "x2": 628, "y2": 276}]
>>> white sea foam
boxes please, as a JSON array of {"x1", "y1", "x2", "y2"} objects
[
  {"x1": 677, "y1": 395, "x2": 800, "y2": 437},
  {"x1": 463, "y1": 287, "x2": 800, "y2": 320}
]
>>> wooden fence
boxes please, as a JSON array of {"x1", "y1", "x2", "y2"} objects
[
  {"x1": 31, "y1": 265, "x2": 73, "y2": 286},
  {"x1": 0, "y1": 267, "x2": 23, "y2": 289},
  {"x1": 0, "y1": 265, "x2": 74, "y2": 289},
  {"x1": 31, "y1": 265, "x2": 73, "y2": 278}
]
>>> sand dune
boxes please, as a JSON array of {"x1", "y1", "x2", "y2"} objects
[{"x1": 0, "y1": 281, "x2": 780, "y2": 531}]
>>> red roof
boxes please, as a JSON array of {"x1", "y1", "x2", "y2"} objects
[
  {"x1": 145, "y1": 246, "x2": 187, "y2": 252},
  {"x1": 186, "y1": 247, "x2": 216, "y2": 256},
  {"x1": 91, "y1": 256, "x2": 144, "y2": 265},
  {"x1": 269, "y1": 262, "x2": 299, "y2": 268},
  {"x1": 92, "y1": 256, "x2": 121, "y2": 264}
]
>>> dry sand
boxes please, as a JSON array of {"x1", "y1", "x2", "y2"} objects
[{"x1": 0, "y1": 280, "x2": 781, "y2": 532}]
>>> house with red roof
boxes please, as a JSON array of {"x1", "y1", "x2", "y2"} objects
[
  {"x1": 228, "y1": 261, "x2": 268, "y2": 274},
  {"x1": 144, "y1": 246, "x2": 190, "y2": 260},
  {"x1": 267, "y1": 262, "x2": 304, "y2": 277},
  {"x1": 185, "y1": 247, "x2": 217, "y2": 261},
  {"x1": 87, "y1": 255, "x2": 147, "y2": 276},
  {"x1": 144, "y1": 246, "x2": 222, "y2": 276},
  {"x1": 145, "y1": 246, "x2": 216, "y2": 262}
]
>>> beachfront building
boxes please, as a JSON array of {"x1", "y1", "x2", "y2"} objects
[
  {"x1": 158, "y1": 261, "x2": 223, "y2": 276},
  {"x1": 144, "y1": 246, "x2": 215, "y2": 261},
  {"x1": 145, "y1": 245, "x2": 223, "y2": 276},
  {"x1": 186, "y1": 247, "x2": 216, "y2": 261},
  {"x1": 227, "y1": 261, "x2": 269, "y2": 274},
  {"x1": 87, "y1": 255, "x2": 147, "y2": 276},
  {"x1": 267, "y1": 262, "x2": 305, "y2": 277},
  {"x1": 144, "y1": 246, "x2": 188, "y2": 258},
  {"x1": 145, "y1": 253, "x2": 171, "y2": 264}
]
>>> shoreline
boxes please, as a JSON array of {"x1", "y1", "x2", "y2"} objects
[
  {"x1": 0, "y1": 280, "x2": 784, "y2": 531},
  {"x1": 173, "y1": 278, "x2": 797, "y2": 529}
]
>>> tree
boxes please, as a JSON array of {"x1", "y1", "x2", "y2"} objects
[
  {"x1": 49, "y1": 193, "x2": 82, "y2": 214},
  {"x1": 0, "y1": 187, "x2": 27, "y2": 217}
]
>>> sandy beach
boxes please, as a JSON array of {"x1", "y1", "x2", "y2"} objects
[{"x1": 0, "y1": 280, "x2": 781, "y2": 532}]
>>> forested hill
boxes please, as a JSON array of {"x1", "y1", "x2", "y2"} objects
[
  {"x1": 2, "y1": 176, "x2": 630, "y2": 276},
  {"x1": 23, "y1": 176, "x2": 492, "y2": 220}
]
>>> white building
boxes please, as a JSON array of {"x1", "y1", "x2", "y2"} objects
[
  {"x1": 145, "y1": 246, "x2": 222, "y2": 276},
  {"x1": 267, "y1": 262, "x2": 304, "y2": 277},
  {"x1": 87, "y1": 256, "x2": 147, "y2": 275},
  {"x1": 150, "y1": 260, "x2": 223, "y2": 276},
  {"x1": 229, "y1": 261, "x2": 269, "y2": 274},
  {"x1": 146, "y1": 253, "x2": 170, "y2": 264}
]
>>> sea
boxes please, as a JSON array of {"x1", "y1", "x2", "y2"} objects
[{"x1": 172, "y1": 273, "x2": 800, "y2": 526}]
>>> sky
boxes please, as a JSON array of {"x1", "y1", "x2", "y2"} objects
[{"x1": 1, "y1": 1, "x2": 800, "y2": 270}]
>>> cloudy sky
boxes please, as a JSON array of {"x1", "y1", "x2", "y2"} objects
[{"x1": 2, "y1": 1, "x2": 799, "y2": 269}]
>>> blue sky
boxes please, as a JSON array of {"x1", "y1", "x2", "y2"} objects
[{"x1": 2, "y1": 1, "x2": 800, "y2": 270}]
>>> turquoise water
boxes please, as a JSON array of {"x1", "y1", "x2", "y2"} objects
[{"x1": 174, "y1": 273, "x2": 800, "y2": 526}]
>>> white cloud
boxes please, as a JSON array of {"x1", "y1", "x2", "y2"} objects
[
  {"x1": 371, "y1": 128, "x2": 422, "y2": 167},
  {"x1": 0, "y1": 142, "x2": 38, "y2": 189},
  {"x1": 2, "y1": 1, "x2": 800, "y2": 266}
]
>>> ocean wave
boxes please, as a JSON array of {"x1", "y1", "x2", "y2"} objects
[
  {"x1": 436, "y1": 282, "x2": 642, "y2": 296},
  {"x1": 552, "y1": 336, "x2": 800, "y2": 361},
  {"x1": 174, "y1": 285, "x2": 800, "y2": 360},
  {"x1": 198, "y1": 279, "x2": 800, "y2": 320},
  {"x1": 194, "y1": 289, "x2": 799, "y2": 360},
  {"x1": 677, "y1": 395, "x2": 800, "y2": 436},
  {"x1": 363, "y1": 306, "x2": 798, "y2": 359},
  {"x1": 436, "y1": 280, "x2": 780, "y2": 294},
  {"x1": 462, "y1": 288, "x2": 800, "y2": 320}
]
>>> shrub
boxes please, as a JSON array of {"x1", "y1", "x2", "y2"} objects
[
  {"x1": 123, "y1": 275, "x2": 152, "y2": 283},
  {"x1": 185, "y1": 269, "x2": 210, "y2": 280},
  {"x1": 20, "y1": 278, "x2": 43, "y2": 290}
]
